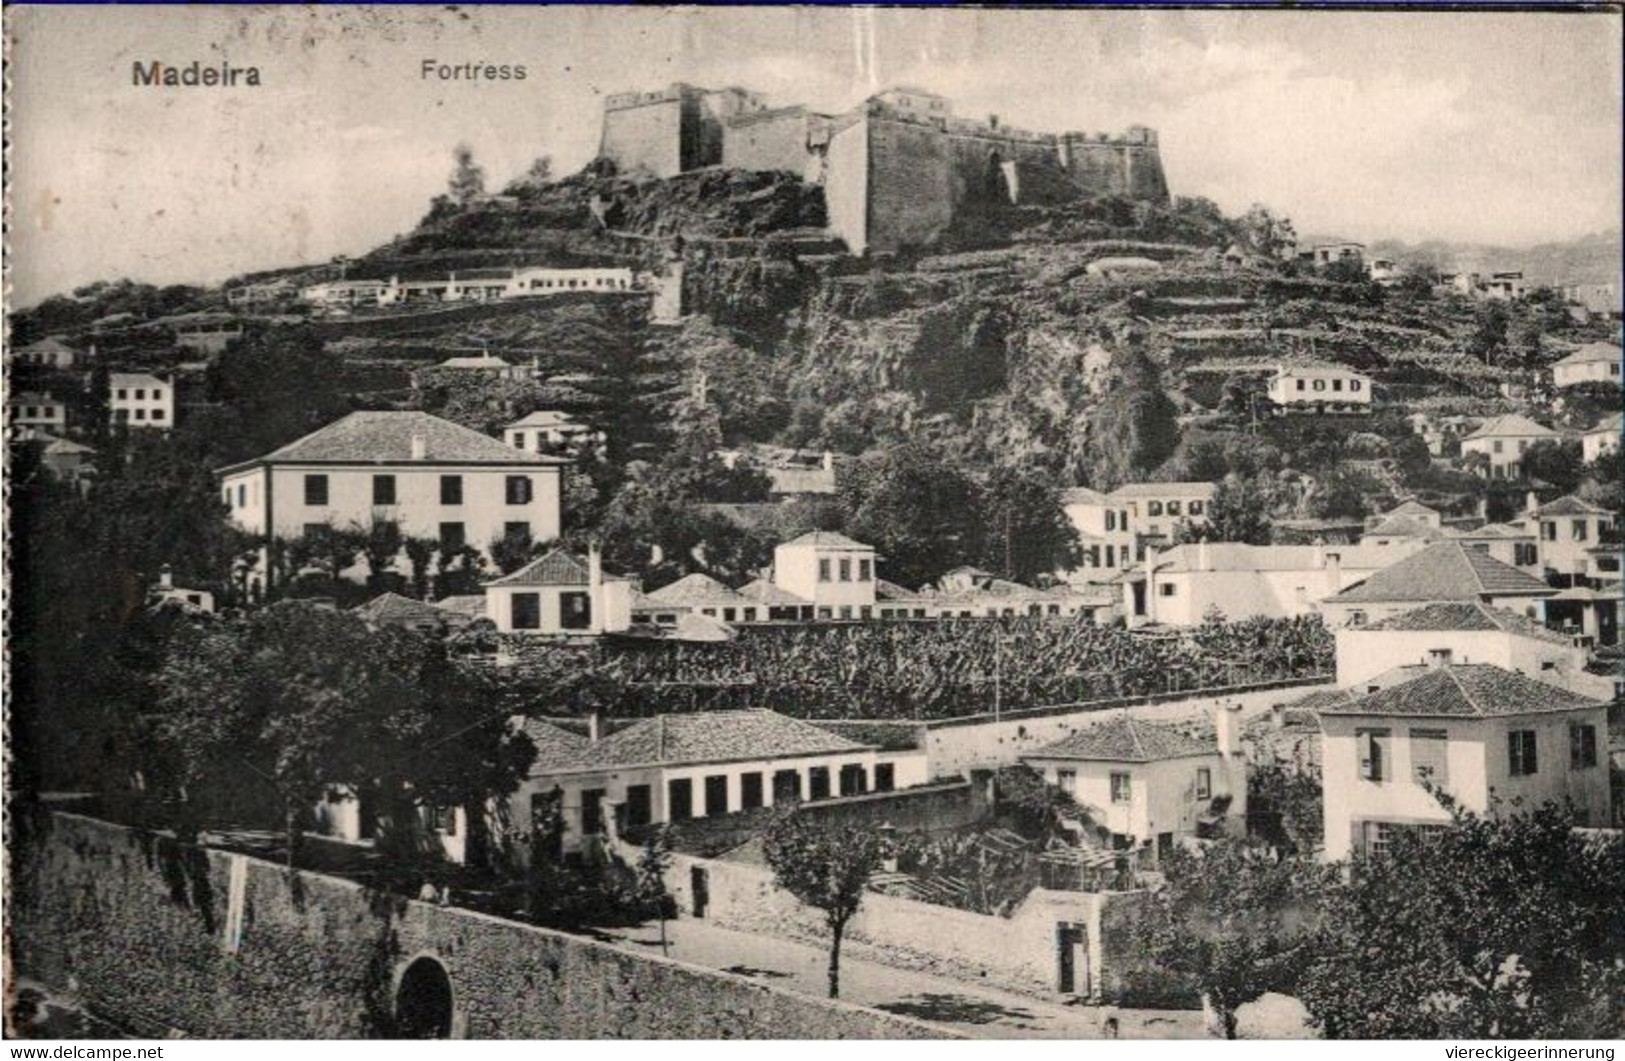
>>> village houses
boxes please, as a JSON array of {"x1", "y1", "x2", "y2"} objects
[
  {"x1": 1582, "y1": 413, "x2": 1620, "y2": 463},
  {"x1": 504, "y1": 410, "x2": 602, "y2": 453},
  {"x1": 1459, "y1": 413, "x2": 1560, "y2": 479},
  {"x1": 9, "y1": 336, "x2": 79, "y2": 369},
  {"x1": 1061, "y1": 480, "x2": 1215, "y2": 577},
  {"x1": 8, "y1": 391, "x2": 69, "y2": 434},
  {"x1": 110, "y1": 372, "x2": 175, "y2": 429},
  {"x1": 217, "y1": 410, "x2": 566, "y2": 591},
  {"x1": 1551, "y1": 342, "x2": 1622, "y2": 388},
  {"x1": 483, "y1": 548, "x2": 635, "y2": 636},
  {"x1": 1319, "y1": 540, "x2": 1558, "y2": 630},
  {"x1": 1266, "y1": 363, "x2": 1373, "y2": 412}
]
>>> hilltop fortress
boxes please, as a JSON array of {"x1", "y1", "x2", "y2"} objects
[{"x1": 599, "y1": 84, "x2": 1170, "y2": 255}]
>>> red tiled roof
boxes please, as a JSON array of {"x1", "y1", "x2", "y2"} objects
[
  {"x1": 543, "y1": 709, "x2": 871, "y2": 772},
  {"x1": 1025, "y1": 714, "x2": 1217, "y2": 763},
  {"x1": 244, "y1": 411, "x2": 566, "y2": 466},
  {"x1": 645, "y1": 573, "x2": 751, "y2": 607},
  {"x1": 1320, "y1": 664, "x2": 1601, "y2": 718},
  {"x1": 1329, "y1": 541, "x2": 1555, "y2": 604},
  {"x1": 1362, "y1": 602, "x2": 1573, "y2": 645}
]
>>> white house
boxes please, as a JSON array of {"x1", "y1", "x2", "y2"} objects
[
  {"x1": 1460, "y1": 414, "x2": 1559, "y2": 479},
  {"x1": 1480, "y1": 271, "x2": 1528, "y2": 301},
  {"x1": 8, "y1": 391, "x2": 68, "y2": 433},
  {"x1": 1062, "y1": 481, "x2": 1215, "y2": 578},
  {"x1": 1333, "y1": 602, "x2": 1603, "y2": 697},
  {"x1": 1551, "y1": 342, "x2": 1622, "y2": 388},
  {"x1": 110, "y1": 373, "x2": 175, "y2": 429},
  {"x1": 1582, "y1": 413, "x2": 1620, "y2": 463},
  {"x1": 504, "y1": 267, "x2": 636, "y2": 298},
  {"x1": 1123, "y1": 541, "x2": 1428, "y2": 627},
  {"x1": 1320, "y1": 540, "x2": 1557, "y2": 629},
  {"x1": 772, "y1": 531, "x2": 878, "y2": 619},
  {"x1": 300, "y1": 279, "x2": 389, "y2": 309},
  {"x1": 1319, "y1": 663, "x2": 1610, "y2": 861},
  {"x1": 1360, "y1": 501, "x2": 1539, "y2": 573},
  {"x1": 226, "y1": 278, "x2": 296, "y2": 307},
  {"x1": 507, "y1": 709, "x2": 929, "y2": 855},
  {"x1": 1267, "y1": 364, "x2": 1373, "y2": 412},
  {"x1": 504, "y1": 410, "x2": 600, "y2": 452},
  {"x1": 1022, "y1": 707, "x2": 1246, "y2": 859},
  {"x1": 483, "y1": 548, "x2": 634, "y2": 636},
  {"x1": 1303, "y1": 242, "x2": 1365, "y2": 267},
  {"x1": 217, "y1": 411, "x2": 566, "y2": 588},
  {"x1": 147, "y1": 566, "x2": 216, "y2": 614},
  {"x1": 1526, "y1": 495, "x2": 1616, "y2": 581},
  {"x1": 10, "y1": 336, "x2": 79, "y2": 369}
]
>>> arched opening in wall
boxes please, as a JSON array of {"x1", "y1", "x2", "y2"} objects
[{"x1": 394, "y1": 956, "x2": 453, "y2": 1039}]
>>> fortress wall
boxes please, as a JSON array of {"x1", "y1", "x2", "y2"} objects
[
  {"x1": 723, "y1": 108, "x2": 815, "y2": 177},
  {"x1": 14, "y1": 812, "x2": 944, "y2": 1039},
  {"x1": 864, "y1": 117, "x2": 957, "y2": 254},
  {"x1": 601, "y1": 97, "x2": 687, "y2": 179},
  {"x1": 1060, "y1": 140, "x2": 1170, "y2": 203},
  {"x1": 944, "y1": 132, "x2": 1059, "y2": 206},
  {"x1": 824, "y1": 118, "x2": 871, "y2": 255}
]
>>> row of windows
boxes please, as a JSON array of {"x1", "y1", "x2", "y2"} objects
[
  {"x1": 114, "y1": 388, "x2": 166, "y2": 401},
  {"x1": 1055, "y1": 767, "x2": 1211, "y2": 804},
  {"x1": 1540, "y1": 519, "x2": 1600, "y2": 542},
  {"x1": 1291, "y1": 378, "x2": 1364, "y2": 392},
  {"x1": 13, "y1": 406, "x2": 64, "y2": 419},
  {"x1": 816, "y1": 557, "x2": 873, "y2": 583},
  {"x1": 298, "y1": 473, "x2": 537, "y2": 507},
  {"x1": 525, "y1": 277, "x2": 631, "y2": 290},
  {"x1": 510, "y1": 589, "x2": 589, "y2": 631},
  {"x1": 663, "y1": 762, "x2": 895, "y2": 822},
  {"x1": 1489, "y1": 439, "x2": 1534, "y2": 455},
  {"x1": 1356, "y1": 724, "x2": 1598, "y2": 783},
  {"x1": 114, "y1": 408, "x2": 166, "y2": 422}
]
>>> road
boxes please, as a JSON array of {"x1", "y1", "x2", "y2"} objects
[{"x1": 589, "y1": 916, "x2": 1205, "y2": 1040}]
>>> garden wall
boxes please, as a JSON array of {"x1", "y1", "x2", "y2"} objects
[{"x1": 11, "y1": 812, "x2": 949, "y2": 1039}]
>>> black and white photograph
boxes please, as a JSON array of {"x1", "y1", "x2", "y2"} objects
[{"x1": 3, "y1": 3, "x2": 1623, "y2": 1045}]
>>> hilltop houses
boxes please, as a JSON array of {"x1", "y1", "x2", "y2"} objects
[
  {"x1": 484, "y1": 548, "x2": 635, "y2": 636},
  {"x1": 8, "y1": 391, "x2": 69, "y2": 434},
  {"x1": 1062, "y1": 481, "x2": 1215, "y2": 576},
  {"x1": 217, "y1": 410, "x2": 566, "y2": 590},
  {"x1": 504, "y1": 410, "x2": 601, "y2": 453},
  {"x1": 1267, "y1": 364, "x2": 1373, "y2": 412},
  {"x1": 110, "y1": 372, "x2": 175, "y2": 429},
  {"x1": 1551, "y1": 342, "x2": 1622, "y2": 388},
  {"x1": 10, "y1": 336, "x2": 80, "y2": 369},
  {"x1": 1459, "y1": 414, "x2": 1559, "y2": 479}
]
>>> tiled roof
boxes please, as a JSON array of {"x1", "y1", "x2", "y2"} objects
[
  {"x1": 1554, "y1": 342, "x2": 1621, "y2": 366},
  {"x1": 434, "y1": 594, "x2": 487, "y2": 619},
  {"x1": 507, "y1": 410, "x2": 576, "y2": 429},
  {"x1": 1319, "y1": 664, "x2": 1601, "y2": 718},
  {"x1": 780, "y1": 530, "x2": 873, "y2": 550},
  {"x1": 1464, "y1": 414, "x2": 1557, "y2": 441},
  {"x1": 1533, "y1": 495, "x2": 1610, "y2": 518},
  {"x1": 1387, "y1": 500, "x2": 1441, "y2": 518},
  {"x1": 517, "y1": 718, "x2": 592, "y2": 774},
  {"x1": 438, "y1": 355, "x2": 513, "y2": 370},
  {"x1": 737, "y1": 578, "x2": 809, "y2": 606},
  {"x1": 1363, "y1": 515, "x2": 1440, "y2": 539},
  {"x1": 1109, "y1": 481, "x2": 1216, "y2": 501},
  {"x1": 1272, "y1": 687, "x2": 1359, "y2": 713},
  {"x1": 1025, "y1": 714, "x2": 1217, "y2": 763},
  {"x1": 1060, "y1": 486, "x2": 1110, "y2": 505},
  {"x1": 251, "y1": 411, "x2": 564, "y2": 466},
  {"x1": 485, "y1": 549, "x2": 627, "y2": 587},
  {"x1": 1362, "y1": 602, "x2": 1573, "y2": 645},
  {"x1": 646, "y1": 573, "x2": 751, "y2": 607},
  {"x1": 1329, "y1": 541, "x2": 1555, "y2": 604},
  {"x1": 547, "y1": 709, "x2": 871, "y2": 772},
  {"x1": 1153, "y1": 542, "x2": 1416, "y2": 573},
  {"x1": 18, "y1": 337, "x2": 76, "y2": 356},
  {"x1": 111, "y1": 372, "x2": 168, "y2": 388},
  {"x1": 353, "y1": 592, "x2": 450, "y2": 626},
  {"x1": 767, "y1": 466, "x2": 837, "y2": 495},
  {"x1": 876, "y1": 579, "x2": 929, "y2": 602}
]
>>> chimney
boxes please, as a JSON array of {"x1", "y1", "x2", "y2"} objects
[
  {"x1": 411, "y1": 434, "x2": 427, "y2": 460},
  {"x1": 1196, "y1": 537, "x2": 1208, "y2": 571},
  {"x1": 159, "y1": 564, "x2": 174, "y2": 591},
  {"x1": 1214, "y1": 702, "x2": 1241, "y2": 758},
  {"x1": 1270, "y1": 703, "x2": 1286, "y2": 731},
  {"x1": 587, "y1": 710, "x2": 604, "y2": 744},
  {"x1": 588, "y1": 540, "x2": 605, "y2": 635},
  {"x1": 1323, "y1": 549, "x2": 1341, "y2": 590},
  {"x1": 1476, "y1": 496, "x2": 1489, "y2": 520},
  {"x1": 822, "y1": 449, "x2": 834, "y2": 473},
  {"x1": 1524, "y1": 491, "x2": 1539, "y2": 516}
]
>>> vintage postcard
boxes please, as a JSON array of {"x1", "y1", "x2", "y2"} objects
[{"x1": 4, "y1": 3, "x2": 1622, "y2": 1045}]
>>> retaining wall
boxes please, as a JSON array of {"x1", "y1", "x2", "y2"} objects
[{"x1": 11, "y1": 812, "x2": 950, "y2": 1039}]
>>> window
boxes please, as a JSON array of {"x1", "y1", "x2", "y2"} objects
[
  {"x1": 505, "y1": 475, "x2": 533, "y2": 505},
  {"x1": 1332, "y1": 378, "x2": 1344, "y2": 392},
  {"x1": 504, "y1": 521, "x2": 530, "y2": 542},
  {"x1": 1570, "y1": 724, "x2": 1598, "y2": 769},
  {"x1": 1167, "y1": 501, "x2": 1182, "y2": 516},
  {"x1": 426, "y1": 805, "x2": 457, "y2": 836},
  {"x1": 1428, "y1": 648, "x2": 1454, "y2": 665},
  {"x1": 1515, "y1": 543, "x2": 1538, "y2": 566},
  {"x1": 1295, "y1": 379, "x2": 1306, "y2": 391},
  {"x1": 808, "y1": 767, "x2": 831, "y2": 800},
  {"x1": 134, "y1": 409, "x2": 146, "y2": 421},
  {"x1": 1159, "y1": 583, "x2": 1177, "y2": 597},
  {"x1": 372, "y1": 475, "x2": 396, "y2": 506},
  {"x1": 135, "y1": 389, "x2": 146, "y2": 400},
  {"x1": 1110, "y1": 772, "x2": 1132, "y2": 804},
  {"x1": 874, "y1": 763, "x2": 895, "y2": 792},
  {"x1": 1572, "y1": 520, "x2": 1588, "y2": 541},
  {"x1": 116, "y1": 389, "x2": 128, "y2": 400},
  {"x1": 1348, "y1": 610, "x2": 1368, "y2": 627},
  {"x1": 303, "y1": 523, "x2": 326, "y2": 539},
  {"x1": 511, "y1": 593, "x2": 541, "y2": 630},
  {"x1": 1357, "y1": 728, "x2": 1391, "y2": 781},
  {"x1": 560, "y1": 591, "x2": 592, "y2": 631},
  {"x1": 818, "y1": 558, "x2": 831, "y2": 582},
  {"x1": 440, "y1": 475, "x2": 463, "y2": 505},
  {"x1": 236, "y1": 484, "x2": 247, "y2": 508},
  {"x1": 1056, "y1": 769, "x2": 1076, "y2": 795},
  {"x1": 741, "y1": 772, "x2": 764, "y2": 809},
  {"x1": 1313, "y1": 379, "x2": 1327, "y2": 392},
  {"x1": 1508, "y1": 729, "x2": 1537, "y2": 777},
  {"x1": 858, "y1": 558, "x2": 873, "y2": 581},
  {"x1": 816, "y1": 607, "x2": 832, "y2": 620},
  {"x1": 835, "y1": 558, "x2": 850, "y2": 582},
  {"x1": 1493, "y1": 440, "x2": 1504, "y2": 454},
  {"x1": 1350, "y1": 380, "x2": 1363, "y2": 392},
  {"x1": 1411, "y1": 729, "x2": 1449, "y2": 785},
  {"x1": 1105, "y1": 511, "x2": 1117, "y2": 532},
  {"x1": 722, "y1": 608, "x2": 736, "y2": 623},
  {"x1": 1361, "y1": 820, "x2": 1395, "y2": 860},
  {"x1": 668, "y1": 779, "x2": 694, "y2": 821},
  {"x1": 1541, "y1": 521, "x2": 1557, "y2": 542},
  {"x1": 1189, "y1": 500, "x2": 1205, "y2": 516},
  {"x1": 773, "y1": 770, "x2": 801, "y2": 802},
  {"x1": 1147, "y1": 501, "x2": 1163, "y2": 517},
  {"x1": 1195, "y1": 767, "x2": 1212, "y2": 800},
  {"x1": 704, "y1": 775, "x2": 729, "y2": 817},
  {"x1": 151, "y1": 409, "x2": 166, "y2": 422},
  {"x1": 438, "y1": 522, "x2": 465, "y2": 550},
  {"x1": 304, "y1": 474, "x2": 329, "y2": 506},
  {"x1": 839, "y1": 763, "x2": 866, "y2": 796}
]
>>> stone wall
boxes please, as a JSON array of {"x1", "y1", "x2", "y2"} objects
[
  {"x1": 724, "y1": 108, "x2": 816, "y2": 178},
  {"x1": 600, "y1": 96, "x2": 687, "y2": 179},
  {"x1": 863, "y1": 117, "x2": 957, "y2": 254},
  {"x1": 12, "y1": 812, "x2": 949, "y2": 1039}
]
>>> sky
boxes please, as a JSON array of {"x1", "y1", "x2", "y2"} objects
[{"x1": 7, "y1": 5, "x2": 1622, "y2": 306}]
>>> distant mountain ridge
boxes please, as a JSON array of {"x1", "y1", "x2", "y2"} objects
[{"x1": 1305, "y1": 230, "x2": 1622, "y2": 287}]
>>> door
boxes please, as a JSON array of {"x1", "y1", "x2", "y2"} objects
[
  {"x1": 690, "y1": 866, "x2": 709, "y2": 918},
  {"x1": 1057, "y1": 924, "x2": 1088, "y2": 995},
  {"x1": 1157, "y1": 831, "x2": 1175, "y2": 863}
]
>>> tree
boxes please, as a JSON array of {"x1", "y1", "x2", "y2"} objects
[
  {"x1": 1519, "y1": 439, "x2": 1584, "y2": 494},
  {"x1": 978, "y1": 462, "x2": 1082, "y2": 582},
  {"x1": 490, "y1": 525, "x2": 539, "y2": 575},
  {"x1": 1300, "y1": 800, "x2": 1625, "y2": 1039},
  {"x1": 1468, "y1": 302, "x2": 1510, "y2": 365},
  {"x1": 512, "y1": 154, "x2": 553, "y2": 191},
  {"x1": 360, "y1": 518, "x2": 405, "y2": 589},
  {"x1": 840, "y1": 443, "x2": 982, "y2": 587},
  {"x1": 403, "y1": 536, "x2": 438, "y2": 599},
  {"x1": 636, "y1": 826, "x2": 675, "y2": 957},
  {"x1": 447, "y1": 143, "x2": 486, "y2": 205},
  {"x1": 762, "y1": 813, "x2": 882, "y2": 998},
  {"x1": 1191, "y1": 475, "x2": 1276, "y2": 545},
  {"x1": 1235, "y1": 204, "x2": 1297, "y2": 261},
  {"x1": 1132, "y1": 839, "x2": 1336, "y2": 1037}
]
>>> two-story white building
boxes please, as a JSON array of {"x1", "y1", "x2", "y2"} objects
[
  {"x1": 1022, "y1": 706, "x2": 1246, "y2": 860},
  {"x1": 1551, "y1": 342, "x2": 1622, "y2": 389},
  {"x1": 218, "y1": 410, "x2": 566, "y2": 589},
  {"x1": 110, "y1": 373, "x2": 175, "y2": 429},
  {"x1": 8, "y1": 391, "x2": 69, "y2": 433},
  {"x1": 507, "y1": 709, "x2": 929, "y2": 855},
  {"x1": 1526, "y1": 495, "x2": 1616, "y2": 581},
  {"x1": 1062, "y1": 481, "x2": 1215, "y2": 578},
  {"x1": 772, "y1": 531, "x2": 878, "y2": 619},
  {"x1": 1267, "y1": 364, "x2": 1373, "y2": 412},
  {"x1": 483, "y1": 548, "x2": 634, "y2": 636},
  {"x1": 300, "y1": 279, "x2": 389, "y2": 309},
  {"x1": 1319, "y1": 663, "x2": 1610, "y2": 860},
  {"x1": 10, "y1": 336, "x2": 79, "y2": 369},
  {"x1": 1460, "y1": 414, "x2": 1559, "y2": 479},
  {"x1": 504, "y1": 410, "x2": 601, "y2": 453}
]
